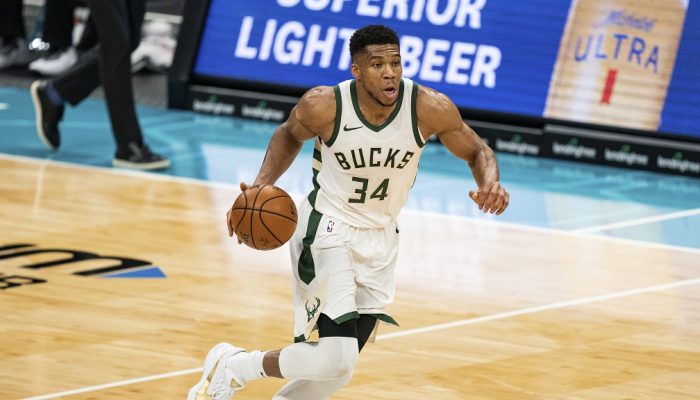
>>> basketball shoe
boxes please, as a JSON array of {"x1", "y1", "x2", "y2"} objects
[
  {"x1": 188, "y1": 343, "x2": 246, "y2": 400},
  {"x1": 30, "y1": 80, "x2": 64, "y2": 150},
  {"x1": 113, "y1": 142, "x2": 170, "y2": 170}
]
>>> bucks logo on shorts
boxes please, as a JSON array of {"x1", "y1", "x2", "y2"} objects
[{"x1": 305, "y1": 297, "x2": 321, "y2": 322}]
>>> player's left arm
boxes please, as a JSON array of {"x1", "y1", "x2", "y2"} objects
[{"x1": 417, "y1": 87, "x2": 509, "y2": 215}]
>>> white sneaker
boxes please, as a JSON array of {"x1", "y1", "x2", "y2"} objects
[
  {"x1": 188, "y1": 343, "x2": 246, "y2": 400},
  {"x1": 131, "y1": 35, "x2": 175, "y2": 73},
  {"x1": 28, "y1": 47, "x2": 78, "y2": 76},
  {"x1": 0, "y1": 38, "x2": 35, "y2": 70}
]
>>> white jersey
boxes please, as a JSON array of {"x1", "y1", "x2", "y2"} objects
[{"x1": 309, "y1": 78, "x2": 426, "y2": 228}]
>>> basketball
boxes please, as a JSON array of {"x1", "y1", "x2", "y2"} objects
[{"x1": 229, "y1": 185, "x2": 298, "y2": 250}]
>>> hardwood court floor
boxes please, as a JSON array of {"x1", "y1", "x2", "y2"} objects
[{"x1": 2, "y1": 156, "x2": 699, "y2": 399}]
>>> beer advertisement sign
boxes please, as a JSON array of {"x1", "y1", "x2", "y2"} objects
[{"x1": 193, "y1": 0, "x2": 699, "y2": 139}]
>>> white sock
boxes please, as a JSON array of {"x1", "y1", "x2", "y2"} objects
[{"x1": 226, "y1": 350, "x2": 267, "y2": 384}]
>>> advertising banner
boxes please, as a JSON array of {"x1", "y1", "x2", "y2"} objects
[{"x1": 193, "y1": 0, "x2": 699, "y2": 139}]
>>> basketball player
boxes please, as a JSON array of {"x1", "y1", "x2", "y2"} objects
[{"x1": 189, "y1": 25, "x2": 509, "y2": 400}]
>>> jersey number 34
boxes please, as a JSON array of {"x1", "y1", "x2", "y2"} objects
[{"x1": 348, "y1": 177, "x2": 389, "y2": 203}]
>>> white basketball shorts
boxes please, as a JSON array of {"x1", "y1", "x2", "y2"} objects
[{"x1": 289, "y1": 198, "x2": 400, "y2": 342}]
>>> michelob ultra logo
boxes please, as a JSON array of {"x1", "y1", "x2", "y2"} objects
[
  {"x1": 575, "y1": 10, "x2": 661, "y2": 73},
  {"x1": 545, "y1": 0, "x2": 687, "y2": 131}
]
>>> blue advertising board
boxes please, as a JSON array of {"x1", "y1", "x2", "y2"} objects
[{"x1": 193, "y1": 0, "x2": 700, "y2": 139}]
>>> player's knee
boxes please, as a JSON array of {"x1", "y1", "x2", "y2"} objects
[
  {"x1": 335, "y1": 344, "x2": 359, "y2": 377},
  {"x1": 318, "y1": 337, "x2": 359, "y2": 378}
]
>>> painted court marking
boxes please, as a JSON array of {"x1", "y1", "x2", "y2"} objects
[
  {"x1": 21, "y1": 277, "x2": 700, "y2": 400},
  {"x1": 571, "y1": 207, "x2": 700, "y2": 234}
]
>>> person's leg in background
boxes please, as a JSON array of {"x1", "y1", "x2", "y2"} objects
[
  {"x1": 30, "y1": 0, "x2": 169, "y2": 170},
  {"x1": 83, "y1": 0, "x2": 144, "y2": 148},
  {"x1": 0, "y1": 0, "x2": 33, "y2": 69},
  {"x1": 0, "y1": 0, "x2": 25, "y2": 44},
  {"x1": 29, "y1": 0, "x2": 79, "y2": 76}
]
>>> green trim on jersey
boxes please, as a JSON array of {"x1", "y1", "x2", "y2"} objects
[
  {"x1": 294, "y1": 334, "x2": 306, "y2": 343},
  {"x1": 297, "y1": 208, "x2": 323, "y2": 284},
  {"x1": 307, "y1": 187, "x2": 318, "y2": 207},
  {"x1": 308, "y1": 170, "x2": 319, "y2": 205},
  {"x1": 349, "y1": 80, "x2": 404, "y2": 132},
  {"x1": 334, "y1": 311, "x2": 360, "y2": 325},
  {"x1": 326, "y1": 85, "x2": 343, "y2": 147},
  {"x1": 371, "y1": 313, "x2": 399, "y2": 326},
  {"x1": 410, "y1": 82, "x2": 426, "y2": 148},
  {"x1": 309, "y1": 139, "x2": 322, "y2": 205}
]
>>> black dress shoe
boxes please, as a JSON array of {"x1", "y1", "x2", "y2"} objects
[
  {"x1": 30, "y1": 80, "x2": 64, "y2": 150},
  {"x1": 113, "y1": 142, "x2": 170, "y2": 170}
]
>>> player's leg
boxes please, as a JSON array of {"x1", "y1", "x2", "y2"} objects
[
  {"x1": 245, "y1": 256, "x2": 364, "y2": 382},
  {"x1": 188, "y1": 202, "x2": 362, "y2": 399},
  {"x1": 270, "y1": 212, "x2": 395, "y2": 399},
  {"x1": 187, "y1": 323, "x2": 360, "y2": 400},
  {"x1": 271, "y1": 314, "x2": 378, "y2": 400}
]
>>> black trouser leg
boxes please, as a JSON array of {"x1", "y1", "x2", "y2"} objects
[
  {"x1": 0, "y1": 0, "x2": 25, "y2": 40},
  {"x1": 42, "y1": 0, "x2": 77, "y2": 50},
  {"x1": 76, "y1": 16, "x2": 98, "y2": 51},
  {"x1": 52, "y1": 0, "x2": 144, "y2": 149},
  {"x1": 52, "y1": 46, "x2": 100, "y2": 105},
  {"x1": 85, "y1": 0, "x2": 143, "y2": 147}
]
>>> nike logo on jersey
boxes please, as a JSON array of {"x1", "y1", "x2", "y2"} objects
[{"x1": 343, "y1": 124, "x2": 363, "y2": 131}]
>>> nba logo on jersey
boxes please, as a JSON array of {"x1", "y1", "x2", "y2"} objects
[{"x1": 327, "y1": 220, "x2": 335, "y2": 232}]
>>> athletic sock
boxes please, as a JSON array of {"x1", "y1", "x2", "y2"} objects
[
  {"x1": 226, "y1": 350, "x2": 267, "y2": 384},
  {"x1": 45, "y1": 83, "x2": 64, "y2": 106}
]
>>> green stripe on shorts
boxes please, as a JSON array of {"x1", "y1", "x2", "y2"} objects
[
  {"x1": 294, "y1": 334, "x2": 306, "y2": 343},
  {"x1": 370, "y1": 313, "x2": 400, "y2": 326},
  {"x1": 297, "y1": 208, "x2": 323, "y2": 284},
  {"x1": 334, "y1": 311, "x2": 359, "y2": 324}
]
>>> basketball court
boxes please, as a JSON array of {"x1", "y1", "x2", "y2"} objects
[{"x1": 1, "y1": 85, "x2": 699, "y2": 399}]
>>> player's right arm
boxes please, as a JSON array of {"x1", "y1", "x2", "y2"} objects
[
  {"x1": 228, "y1": 86, "x2": 336, "y2": 238},
  {"x1": 251, "y1": 86, "x2": 336, "y2": 187}
]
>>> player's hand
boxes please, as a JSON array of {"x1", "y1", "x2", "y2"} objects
[
  {"x1": 226, "y1": 182, "x2": 256, "y2": 241},
  {"x1": 225, "y1": 205, "x2": 236, "y2": 239},
  {"x1": 469, "y1": 181, "x2": 509, "y2": 215}
]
